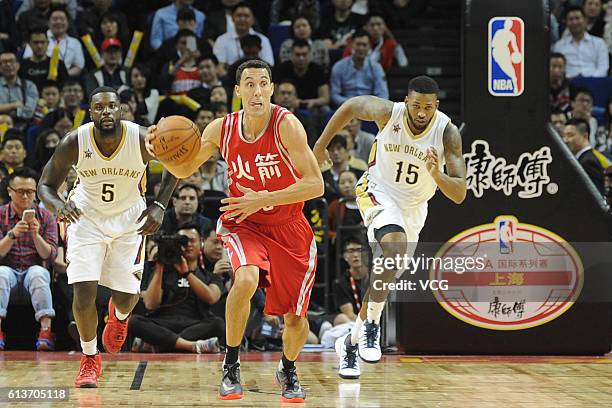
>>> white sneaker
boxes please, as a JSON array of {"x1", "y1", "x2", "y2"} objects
[
  {"x1": 335, "y1": 334, "x2": 360, "y2": 379},
  {"x1": 195, "y1": 337, "x2": 220, "y2": 354},
  {"x1": 358, "y1": 321, "x2": 381, "y2": 363}
]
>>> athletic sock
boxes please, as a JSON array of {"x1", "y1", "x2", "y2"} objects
[
  {"x1": 350, "y1": 316, "x2": 364, "y2": 346},
  {"x1": 366, "y1": 301, "x2": 386, "y2": 325},
  {"x1": 225, "y1": 345, "x2": 240, "y2": 365},
  {"x1": 280, "y1": 354, "x2": 295, "y2": 371},
  {"x1": 81, "y1": 337, "x2": 97, "y2": 356}
]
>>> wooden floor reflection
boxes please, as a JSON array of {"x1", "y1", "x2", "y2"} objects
[{"x1": 1, "y1": 352, "x2": 612, "y2": 407}]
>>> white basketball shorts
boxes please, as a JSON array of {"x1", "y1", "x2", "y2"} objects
[{"x1": 66, "y1": 199, "x2": 146, "y2": 294}]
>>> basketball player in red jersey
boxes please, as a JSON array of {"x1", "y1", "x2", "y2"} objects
[{"x1": 146, "y1": 60, "x2": 324, "y2": 402}]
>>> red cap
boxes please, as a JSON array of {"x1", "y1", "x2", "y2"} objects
[{"x1": 101, "y1": 38, "x2": 122, "y2": 52}]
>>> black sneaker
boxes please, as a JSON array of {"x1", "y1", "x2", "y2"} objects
[
  {"x1": 275, "y1": 366, "x2": 306, "y2": 403},
  {"x1": 218, "y1": 362, "x2": 243, "y2": 400}
]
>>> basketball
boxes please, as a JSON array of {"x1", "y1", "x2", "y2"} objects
[
  {"x1": 151, "y1": 115, "x2": 201, "y2": 177},
  {"x1": 511, "y1": 51, "x2": 522, "y2": 64}
]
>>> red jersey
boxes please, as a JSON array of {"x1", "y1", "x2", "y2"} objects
[{"x1": 220, "y1": 104, "x2": 303, "y2": 225}]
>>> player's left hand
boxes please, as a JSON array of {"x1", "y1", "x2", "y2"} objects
[
  {"x1": 220, "y1": 183, "x2": 267, "y2": 223},
  {"x1": 425, "y1": 147, "x2": 441, "y2": 179},
  {"x1": 137, "y1": 205, "x2": 164, "y2": 235},
  {"x1": 28, "y1": 217, "x2": 40, "y2": 237}
]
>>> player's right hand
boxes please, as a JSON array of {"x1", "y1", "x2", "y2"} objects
[
  {"x1": 57, "y1": 200, "x2": 83, "y2": 223},
  {"x1": 12, "y1": 220, "x2": 29, "y2": 238},
  {"x1": 145, "y1": 124, "x2": 158, "y2": 157},
  {"x1": 313, "y1": 145, "x2": 332, "y2": 170}
]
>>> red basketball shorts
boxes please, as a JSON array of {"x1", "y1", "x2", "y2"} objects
[{"x1": 217, "y1": 216, "x2": 317, "y2": 317}]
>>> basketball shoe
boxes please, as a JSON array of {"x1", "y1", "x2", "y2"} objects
[
  {"x1": 0, "y1": 330, "x2": 5, "y2": 350},
  {"x1": 358, "y1": 320, "x2": 382, "y2": 363},
  {"x1": 275, "y1": 366, "x2": 306, "y2": 403},
  {"x1": 102, "y1": 299, "x2": 129, "y2": 353},
  {"x1": 218, "y1": 361, "x2": 243, "y2": 400},
  {"x1": 335, "y1": 334, "x2": 360, "y2": 379},
  {"x1": 36, "y1": 328, "x2": 55, "y2": 351},
  {"x1": 75, "y1": 353, "x2": 102, "y2": 388}
]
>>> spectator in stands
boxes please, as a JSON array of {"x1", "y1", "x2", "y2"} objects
[
  {"x1": 200, "y1": 151, "x2": 229, "y2": 195},
  {"x1": 570, "y1": 87, "x2": 598, "y2": 146},
  {"x1": 96, "y1": 12, "x2": 130, "y2": 53},
  {"x1": 563, "y1": 117, "x2": 608, "y2": 194},
  {"x1": 187, "y1": 55, "x2": 223, "y2": 106},
  {"x1": 129, "y1": 64, "x2": 160, "y2": 126},
  {"x1": 328, "y1": 170, "x2": 362, "y2": 242},
  {"x1": 595, "y1": 98, "x2": 612, "y2": 158},
  {"x1": 131, "y1": 222, "x2": 224, "y2": 353},
  {"x1": 274, "y1": 39, "x2": 330, "y2": 112},
  {"x1": 550, "y1": 52, "x2": 572, "y2": 114},
  {"x1": 332, "y1": 236, "x2": 368, "y2": 325},
  {"x1": 16, "y1": 0, "x2": 77, "y2": 21},
  {"x1": 344, "y1": 118, "x2": 376, "y2": 163},
  {"x1": 0, "y1": 167, "x2": 58, "y2": 351},
  {"x1": 368, "y1": 0, "x2": 429, "y2": 30},
  {"x1": 85, "y1": 38, "x2": 129, "y2": 97},
  {"x1": 0, "y1": 50, "x2": 39, "y2": 128},
  {"x1": 223, "y1": 35, "x2": 263, "y2": 104},
  {"x1": 344, "y1": 12, "x2": 408, "y2": 71},
  {"x1": 320, "y1": 0, "x2": 365, "y2": 50},
  {"x1": 330, "y1": 29, "x2": 389, "y2": 107},
  {"x1": 203, "y1": 0, "x2": 241, "y2": 41},
  {"x1": 57, "y1": 80, "x2": 87, "y2": 128},
  {"x1": 161, "y1": 30, "x2": 202, "y2": 95},
  {"x1": 22, "y1": 6, "x2": 85, "y2": 77},
  {"x1": 19, "y1": 28, "x2": 69, "y2": 93},
  {"x1": 28, "y1": 128, "x2": 59, "y2": 172},
  {"x1": 77, "y1": 0, "x2": 130, "y2": 47},
  {"x1": 150, "y1": 0, "x2": 205, "y2": 50},
  {"x1": 212, "y1": 3, "x2": 274, "y2": 70},
  {"x1": 323, "y1": 134, "x2": 366, "y2": 201},
  {"x1": 273, "y1": 80, "x2": 318, "y2": 146},
  {"x1": 551, "y1": 109, "x2": 568, "y2": 134},
  {"x1": 279, "y1": 16, "x2": 330, "y2": 71},
  {"x1": 17, "y1": 0, "x2": 52, "y2": 43},
  {"x1": 552, "y1": 6, "x2": 608, "y2": 78},
  {"x1": 270, "y1": 0, "x2": 320, "y2": 30},
  {"x1": 583, "y1": 0, "x2": 605, "y2": 37},
  {"x1": 161, "y1": 183, "x2": 213, "y2": 235},
  {"x1": 210, "y1": 85, "x2": 229, "y2": 105},
  {"x1": 0, "y1": 130, "x2": 27, "y2": 176},
  {"x1": 212, "y1": 101, "x2": 229, "y2": 118},
  {"x1": 194, "y1": 105, "x2": 215, "y2": 133}
]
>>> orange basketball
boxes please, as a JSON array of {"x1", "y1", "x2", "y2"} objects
[{"x1": 152, "y1": 116, "x2": 201, "y2": 177}]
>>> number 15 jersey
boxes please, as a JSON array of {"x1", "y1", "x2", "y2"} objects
[
  {"x1": 71, "y1": 121, "x2": 147, "y2": 215},
  {"x1": 357, "y1": 102, "x2": 449, "y2": 208}
]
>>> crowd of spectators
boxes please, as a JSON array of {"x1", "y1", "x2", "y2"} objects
[{"x1": 0, "y1": 0, "x2": 420, "y2": 352}]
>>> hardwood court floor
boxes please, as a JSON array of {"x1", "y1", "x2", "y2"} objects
[{"x1": 1, "y1": 352, "x2": 612, "y2": 407}]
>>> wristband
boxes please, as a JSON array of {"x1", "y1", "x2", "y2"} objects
[{"x1": 152, "y1": 201, "x2": 166, "y2": 211}]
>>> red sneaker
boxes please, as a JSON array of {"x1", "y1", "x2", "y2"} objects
[
  {"x1": 102, "y1": 299, "x2": 129, "y2": 353},
  {"x1": 75, "y1": 353, "x2": 102, "y2": 388},
  {"x1": 36, "y1": 328, "x2": 55, "y2": 351},
  {"x1": 0, "y1": 330, "x2": 5, "y2": 351}
]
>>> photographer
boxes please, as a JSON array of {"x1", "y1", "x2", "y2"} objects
[{"x1": 128, "y1": 222, "x2": 224, "y2": 353}]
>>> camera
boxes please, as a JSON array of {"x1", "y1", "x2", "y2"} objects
[{"x1": 154, "y1": 234, "x2": 189, "y2": 265}]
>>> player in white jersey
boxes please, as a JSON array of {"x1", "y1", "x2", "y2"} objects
[
  {"x1": 38, "y1": 87, "x2": 179, "y2": 388},
  {"x1": 313, "y1": 76, "x2": 467, "y2": 378}
]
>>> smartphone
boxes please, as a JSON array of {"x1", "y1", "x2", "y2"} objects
[
  {"x1": 186, "y1": 36, "x2": 197, "y2": 52},
  {"x1": 22, "y1": 209, "x2": 36, "y2": 222}
]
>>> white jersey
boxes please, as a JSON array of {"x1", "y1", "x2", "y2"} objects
[
  {"x1": 357, "y1": 102, "x2": 449, "y2": 209},
  {"x1": 71, "y1": 121, "x2": 147, "y2": 215}
]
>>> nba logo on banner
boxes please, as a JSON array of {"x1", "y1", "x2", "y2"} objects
[
  {"x1": 488, "y1": 17, "x2": 524, "y2": 96},
  {"x1": 496, "y1": 217, "x2": 516, "y2": 254}
]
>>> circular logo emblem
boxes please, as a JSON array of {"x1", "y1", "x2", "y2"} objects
[{"x1": 431, "y1": 215, "x2": 583, "y2": 330}]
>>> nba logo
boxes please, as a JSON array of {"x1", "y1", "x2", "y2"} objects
[
  {"x1": 497, "y1": 217, "x2": 515, "y2": 254},
  {"x1": 488, "y1": 17, "x2": 524, "y2": 96}
]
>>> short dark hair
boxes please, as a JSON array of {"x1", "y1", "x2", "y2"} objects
[
  {"x1": 41, "y1": 80, "x2": 60, "y2": 91},
  {"x1": 352, "y1": 28, "x2": 370, "y2": 41},
  {"x1": 2, "y1": 129, "x2": 25, "y2": 149},
  {"x1": 566, "y1": 117, "x2": 590, "y2": 136},
  {"x1": 199, "y1": 54, "x2": 219, "y2": 65},
  {"x1": 565, "y1": 5, "x2": 585, "y2": 18},
  {"x1": 177, "y1": 221, "x2": 202, "y2": 238},
  {"x1": 551, "y1": 108, "x2": 566, "y2": 117},
  {"x1": 175, "y1": 28, "x2": 196, "y2": 43},
  {"x1": 210, "y1": 102, "x2": 228, "y2": 115},
  {"x1": 366, "y1": 11, "x2": 386, "y2": 23},
  {"x1": 342, "y1": 235, "x2": 365, "y2": 252},
  {"x1": 177, "y1": 7, "x2": 196, "y2": 22},
  {"x1": 571, "y1": 86, "x2": 593, "y2": 101},
  {"x1": 29, "y1": 26, "x2": 48, "y2": 40},
  {"x1": 328, "y1": 134, "x2": 348, "y2": 149},
  {"x1": 196, "y1": 104, "x2": 213, "y2": 114},
  {"x1": 48, "y1": 4, "x2": 69, "y2": 20},
  {"x1": 240, "y1": 34, "x2": 262, "y2": 49},
  {"x1": 408, "y1": 75, "x2": 439, "y2": 96},
  {"x1": 7, "y1": 166, "x2": 39, "y2": 186},
  {"x1": 232, "y1": 2, "x2": 252, "y2": 14},
  {"x1": 89, "y1": 86, "x2": 118, "y2": 105},
  {"x1": 236, "y1": 59, "x2": 272, "y2": 84},
  {"x1": 62, "y1": 79, "x2": 83, "y2": 90},
  {"x1": 292, "y1": 38, "x2": 310, "y2": 49},
  {"x1": 176, "y1": 182, "x2": 201, "y2": 196},
  {"x1": 550, "y1": 52, "x2": 566, "y2": 62}
]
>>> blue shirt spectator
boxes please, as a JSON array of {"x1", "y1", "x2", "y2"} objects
[
  {"x1": 330, "y1": 30, "x2": 388, "y2": 107},
  {"x1": 150, "y1": 1, "x2": 205, "y2": 50}
]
